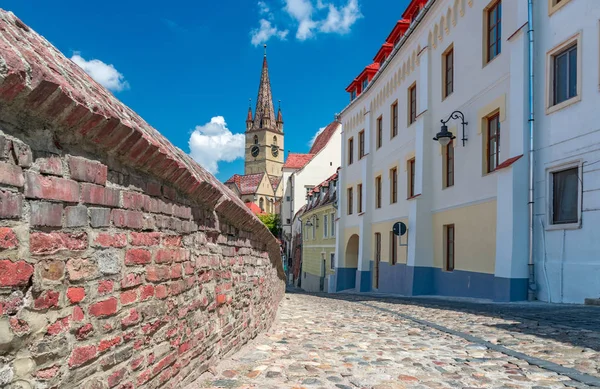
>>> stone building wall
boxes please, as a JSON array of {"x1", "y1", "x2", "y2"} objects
[{"x1": 0, "y1": 10, "x2": 285, "y2": 389}]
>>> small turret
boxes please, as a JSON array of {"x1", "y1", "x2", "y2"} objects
[
  {"x1": 276, "y1": 100, "x2": 284, "y2": 132},
  {"x1": 246, "y1": 99, "x2": 253, "y2": 131}
]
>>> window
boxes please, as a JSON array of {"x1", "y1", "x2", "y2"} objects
[
  {"x1": 552, "y1": 44, "x2": 577, "y2": 106},
  {"x1": 390, "y1": 231, "x2": 398, "y2": 265},
  {"x1": 330, "y1": 253, "x2": 335, "y2": 270},
  {"x1": 551, "y1": 166, "x2": 579, "y2": 225},
  {"x1": 259, "y1": 197, "x2": 264, "y2": 212},
  {"x1": 312, "y1": 222, "x2": 316, "y2": 240},
  {"x1": 286, "y1": 218, "x2": 291, "y2": 224},
  {"x1": 408, "y1": 84, "x2": 417, "y2": 125},
  {"x1": 548, "y1": 0, "x2": 572, "y2": 15},
  {"x1": 445, "y1": 224, "x2": 455, "y2": 271},
  {"x1": 376, "y1": 116, "x2": 383, "y2": 149},
  {"x1": 390, "y1": 167, "x2": 398, "y2": 203},
  {"x1": 443, "y1": 46, "x2": 454, "y2": 98},
  {"x1": 486, "y1": 113, "x2": 500, "y2": 173},
  {"x1": 375, "y1": 176, "x2": 382, "y2": 209},
  {"x1": 254, "y1": 135, "x2": 259, "y2": 145},
  {"x1": 359, "y1": 130, "x2": 365, "y2": 159},
  {"x1": 486, "y1": 1, "x2": 502, "y2": 63},
  {"x1": 273, "y1": 136, "x2": 277, "y2": 144},
  {"x1": 357, "y1": 184, "x2": 363, "y2": 213},
  {"x1": 391, "y1": 101, "x2": 398, "y2": 138},
  {"x1": 444, "y1": 141, "x2": 454, "y2": 188},
  {"x1": 348, "y1": 138, "x2": 354, "y2": 165},
  {"x1": 362, "y1": 78, "x2": 368, "y2": 90},
  {"x1": 408, "y1": 158, "x2": 416, "y2": 198},
  {"x1": 330, "y1": 212, "x2": 335, "y2": 236},
  {"x1": 286, "y1": 196, "x2": 291, "y2": 201},
  {"x1": 347, "y1": 187, "x2": 353, "y2": 215},
  {"x1": 323, "y1": 214, "x2": 329, "y2": 238},
  {"x1": 351, "y1": 89, "x2": 357, "y2": 101}
]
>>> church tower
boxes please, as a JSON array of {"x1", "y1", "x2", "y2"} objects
[{"x1": 245, "y1": 45, "x2": 284, "y2": 178}]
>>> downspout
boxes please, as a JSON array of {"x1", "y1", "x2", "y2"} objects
[{"x1": 527, "y1": 0, "x2": 536, "y2": 301}]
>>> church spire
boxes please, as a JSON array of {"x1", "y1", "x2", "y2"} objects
[
  {"x1": 246, "y1": 99, "x2": 253, "y2": 130},
  {"x1": 252, "y1": 44, "x2": 278, "y2": 132}
]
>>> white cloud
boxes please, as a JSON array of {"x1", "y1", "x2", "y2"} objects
[
  {"x1": 258, "y1": 0, "x2": 271, "y2": 15},
  {"x1": 308, "y1": 126, "x2": 326, "y2": 147},
  {"x1": 284, "y1": 0, "x2": 317, "y2": 40},
  {"x1": 251, "y1": 19, "x2": 289, "y2": 46},
  {"x1": 320, "y1": 0, "x2": 362, "y2": 34},
  {"x1": 70, "y1": 53, "x2": 129, "y2": 92},
  {"x1": 188, "y1": 116, "x2": 245, "y2": 175}
]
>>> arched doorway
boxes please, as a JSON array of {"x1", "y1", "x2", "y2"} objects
[{"x1": 337, "y1": 234, "x2": 359, "y2": 291}]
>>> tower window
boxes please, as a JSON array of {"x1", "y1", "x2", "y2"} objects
[
  {"x1": 254, "y1": 135, "x2": 259, "y2": 145},
  {"x1": 273, "y1": 136, "x2": 277, "y2": 144}
]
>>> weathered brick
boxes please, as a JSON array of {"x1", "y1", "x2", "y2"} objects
[
  {"x1": 40, "y1": 260, "x2": 65, "y2": 281},
  {"x1": 30, "y1": 201, "x2": 63, "y2": 227},
  {"x1": 95, "y1": 250, "x2": 121, "y2": 275},
  {"x1": 72, "y1": 306, "x2": 85, "y2": 322},
  {"x1": 146, "y1": 182, "x2": 161, "y2": 197},
  {"x1": 111, "y1": 209, "x2": 143, "y2": 229},
  {"x1": 125, "y1": 249, "x2": 151, "y2": 265},
  {"x1": 155, "y1": 248, "x2": 189, "y2": 264},
  {"x1": 140, "y1": 285, "x2": 154, "y2": 301},
  {"x1": 0, "y1": 227, "x2": 18, "y2": 249},
  {"x1": 13, "y1": 141, "x2": 32, "y2": 167},
  {"x1": 98, "y1": 336, "x2": 122, "y2": 353},
  {"x1": 170, "y1": 265, "x2": 182, "y2": 279},
  {"x1": 107, "y1": 367, "x2": 127, "y2": 388},
  {"x1": 33, "y1": 290, "x2": 60, "y2": 310},
  {"x1": 129, "y1": 232, "x2": 160, "y2": 247},
  {"x1": 155, "y1": 285, "x2": 168, "y2": 299},
  {"x1": 36, "y1": 365, "x2": 60, "y2": 380},
  {"x1": 67, "y1": 287, "x2": 85, "y2": 304},
  {"x1": 47, "y1": 316, "x2": 70, "y2": 335},
  {"x1": 121, "y1": 309, "x2": 140, "y2": 328},
  {"x1": 65, "y1": 205, "x2": 88, "y2": 227},
  {"x1": 162, "y1": 235, "x2": 182, "y2": 247},
  {"x1": 93, "y1": 233, "x2": 127, "y2": 248},
  {"x1": 75, "y1": 323, "x2": 94, "y2": 339},
  {"x1": 145, "y1": 266, "x2": 170, "y2": 282},
  {"x1": 0, "y1": 161, "x2": 24, "y2": 187},
  {"x1": 69, "y1": 156, "x2": 107, "y2": 185},
  {"x1": 98, "y1": 280, "x2": 114, "y2": 295},
  {"x1": 89, "y1": 297, "x2": 118, "y2": 318},
  {"x1": 24, "y1": 172, "x2": 79, "y2": 202},
  {"x1": 81, "y1": 183, "x2": 120, "y2": 207},
  {"x1": 122, "y1": 191, "x2": 147, "y2": 210},
  {"x1": 9, "y1": 317, "x2": 30, "y2": 336},
  {"x1": 89, "y1": 207, "x2": 111, "y2": 227},
  {"x1": 30, "y1": 232, "x2": 88, "y2": 254},
  {"x1": 69, "y1": 345, "x2": 97, "y2": 367},
  {"x1": 120, "y1": 290, "x2": 137, "y2": 305},
  {"x1": 66, "y1": 258, "x2": 98, "y2": 281},
  {"x1": 35, "y1": 156, "x2": 63, "y2": 176},
  {"x1": 0, "y1": 260, "x2": 33, "y2": 287},
  {"x1": 0, "y1": 190, "x2": 22, "y2": 218},
  {"x1": 121, "y1": 273, "x2": 142, "y2": 289}
]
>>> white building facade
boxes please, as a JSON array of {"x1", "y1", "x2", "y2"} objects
[{"x1": 334, "y1": 0, "x2": 599, "y2": 303}]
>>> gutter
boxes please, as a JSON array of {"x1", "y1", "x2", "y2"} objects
[
  {"x1": 527, "y1": 0, "x2": 536, "y2": 300},
  {"x1": 338, "y1": 0, "x2": 438, "y2": 117}
]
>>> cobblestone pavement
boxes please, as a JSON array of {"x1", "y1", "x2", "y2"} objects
[{"x1": 187, "y1": 291, "x2": 600, "y2": 389}]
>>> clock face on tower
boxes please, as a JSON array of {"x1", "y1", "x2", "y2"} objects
[
  {"x1": 271, "y1": 144, "x2": 279, "y2": 157},
  {"x1": 251, "y1": 145, "x2": 260, "y2": 158}
]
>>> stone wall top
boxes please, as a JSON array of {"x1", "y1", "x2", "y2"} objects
[{"x1": 0, "y1": 9, "x2": 283, "y2": 274}]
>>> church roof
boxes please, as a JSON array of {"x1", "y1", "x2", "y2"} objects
[
  {"x1": 268, "y1": 175, "x2": 282, "y2": 192},
  {"x1": 249, "y1": 50, "x2": 281, "y2": 133},
  {"x1": 224, "y1": 172, "x2": 265, "y2": 195},
  {"x1": 283, "y1": 153, "x2": 315, "y2": 170},
  {"x1": 309, "y1": 120, "x2": 340, "y2": 154}
]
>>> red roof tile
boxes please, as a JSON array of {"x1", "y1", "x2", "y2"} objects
[
  {"x1": 245, "y1": 201, "x2": 265, "y2": 215},
  {"x1": 496, "y1": 155, "x2": 524, "y2": 171},
  {"x1": 268, "y1": 176, "x2": 282, "y2": 192},
  {"x1": 225, "y1": 173, "x2": 265, "y2": 195},
  {"x1": 309, "y1": 121, "x2": 339, "y2": 155},
  {"x1": 283, "y1": 153, "x2": 314, "y2": 170}
]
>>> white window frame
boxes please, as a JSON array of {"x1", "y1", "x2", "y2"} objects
[
  {"x1": 548, "y1": 0, "x2": 573, "y2": 16},
  {"x1": 323, "y1": 214, "x2": 329, "y2": 238},
  {"x1": 546, "y1": 32, "x2": 582, "y2": 115},
  {"x1": 330, "y1": 212, "x2": 335, "y2": 237},
  {"x1": 546, "y1": 160, "x2": 583, "y2": 231}
]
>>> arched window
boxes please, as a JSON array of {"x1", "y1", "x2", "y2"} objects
[
  {"x1": 259, "y1": 197, "x2": 264, "y2": 212},
  {"x1": 273, "y1": 136, "x2": 277, "y2": 144},
  {"x1": 254, "y1": 135, "x2": 259, "y2": 145}
]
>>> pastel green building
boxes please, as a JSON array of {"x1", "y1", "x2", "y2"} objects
[{"x1": 300, "y1": 173, "x2": 338, "y2": 293}]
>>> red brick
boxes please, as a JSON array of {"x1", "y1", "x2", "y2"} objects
[
  {"x1": 155, "y1": 284, "x2": 168, "y2": 299},
  {"x1": 120, "y1": 290, "x2": 137, "y2": 305},
  {"x1": 81, "y1": 183, "x2": 120, "y2": 207},
  {"x1": 69, "y1": 345, "x2": 97, "y2": 367},
  {"x1": 108, "y1": 367, "x2": 127, "y2": 388},
  {"x1": 147, "y1": 182, "x2": 161, "y2": 196},
  {"x1": 34, "y1": 290, "x2": 60, "y2": 310},
  {"x1": 122, "y1": 191, "x2": 147, "y2": 210},
  {"x1": 68, "y1": 156, "x2": 107, "y2": 185},
  {"x1": 0, "y1": 228, "x2": 18, "y2": 249},
  {"x1": 129, "y1": 232, "x2": 160, "y2": 246},
  {"x1": 131, "y1": 356, "x2": 144, "y2": 370},
  {"x1": 24, "y1": 172, "x2": 79, "y2": 202},
  {"x1": 155, "y1": 248, "x2": 188, "y2": 264},
  {"x1": 216, "y1": 294, "x2": 227, "y2": 305},
  {"x1": 93, "y1": 233, "x2": 127, "y2": 248},
  {"x1": 0, "y1": 260, "x2": 33, "y2": 287},
  {"x1": 0, "y1": 190, "x2": 22, "y2": 218},
  {"x1": 169, "y1": 280, "x2": 185, "y2": 296},
  {"x1": 89, "y1": 297, "x2": 118, "y2": 318},
  {"x1": 137, "y1": 369, "x2": 151, "y2": 385},
  {"x1": 121, "y1": 273, "x2": 142, "y2": 289},
  {"x1": 146, "y1": 266, "x2": 169, "y2": 282},
  {"x1": 121, "y1": 309, "x2": 140, "y2": 328},
  {"x1": 75, "y1": 323, "x2": 94, "y2": 340},
  {"x1": 162, "y1": 235, "x2": 182, "y2": 247},
  {"x1": 0, "y1": 161, "x2": 24, "y2": 187},
  {"x1": 98, "y1": 280, "x2": 114, "y2": 294},
  {"x1": 30, "y1": 201, "x2": 63, "y2": 227},
  {"x1": 140, "y1": 285, "x2": 154, "y2": 301},
  {"x1": 170, "y1": 265, "x2": 182, "y2": 279},
  {"x1": 36, "y1": 365, "x2": 60, "y2": 380},
  {"x1": 35, "y1": 156, "x2": 63, "y2": 176},
  {"x1": 66, "y1": 258, "x2": 98, "y2": 281},
  {"x1": 67, "y1": 287, "x2": 85, "y2": 304},
  {"x1": 125, "y1": 248, "x2": 151, "y2": 265},
  {"x1": 47, "y1": 316, "x2": 70, "y2": 335},
  {"x1": 98, "y1": 336, "x2": 122, "y2": 353},
  {"x1": 152, "y1": 352, "x2": 176, "y2": 376},
  {"x1": 72, "y1": 306, "x2": 85, "y2": 322},
  {"x1": 9, "y1": 317, "x2": 30, "y2": 336},
  {"x1": 30, "y1": 232, "x2": 88, "y2": 254},
  {"x1": 183, "y1": 262, "x2": 195, "y2": 275},
  {"x1": 112, "y1": 209, "x2": 143, "y2": 229}
]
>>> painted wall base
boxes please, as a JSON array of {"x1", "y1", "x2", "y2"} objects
[
  {"x1": 335, "y1": 267, "x2": 357, "y2": 291},
  {"x1": 301, "y1": 272, "x2": 326, "y2": 293},
  {"x1": 356, "y1": 270, "x2": 372, "y2": 292}
]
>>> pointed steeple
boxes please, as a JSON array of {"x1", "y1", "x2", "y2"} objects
[
  {"x1": 276, "y1": 100, "x2": 283, "y2": 132},
  {"x1": 252, "y1": 44, "x2": 278, "y2": 132},
  {"x1": 246, "y1": 99, "x2": 253, "y2": 130}
]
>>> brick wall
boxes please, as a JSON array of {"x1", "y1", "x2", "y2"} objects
[{"x1": 0, "y1": 9, "x2": 285, "y2": 389}]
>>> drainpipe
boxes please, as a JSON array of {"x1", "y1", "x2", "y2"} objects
[{"x1": 527, "y1": 0, "x2": 536, "y2": 301}]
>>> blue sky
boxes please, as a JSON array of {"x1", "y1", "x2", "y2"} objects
[{"x1": 3, "y1": 0, "x2": 410, "y2": 181}]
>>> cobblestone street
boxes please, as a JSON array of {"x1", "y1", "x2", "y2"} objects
[{"x1": 188, "y1": 291, "x2": 600, "y2": 389}]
